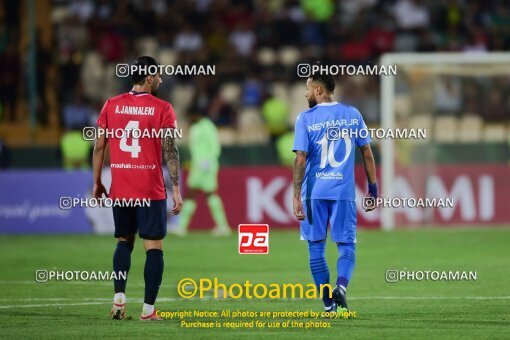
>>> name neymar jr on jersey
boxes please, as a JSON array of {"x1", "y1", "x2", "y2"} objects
[{"x1": 307, "y1": 118, "x2": 359, "y2": 132}]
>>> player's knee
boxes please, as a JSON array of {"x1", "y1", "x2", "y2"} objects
[
  {"x1": 337, "y1": 243, "x2": 356, "y2": 261},
  {"x1": 118, "y1": 234, "x2": 135, "y2": 246},
  {"x1": 143, "y1": 239, "x2": 163, "y2": 251},
  {"x1": 308, "y1": 239, "x2": 326, "y2": 254}
]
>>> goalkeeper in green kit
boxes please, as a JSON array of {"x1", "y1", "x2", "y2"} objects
[{"x1": 172, "y1": 111, "x2": 231, "y2": 236}]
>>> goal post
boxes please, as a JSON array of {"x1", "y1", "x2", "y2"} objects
[{"x1": 379, "y1": 52, "x2": 510, "y2": 231}]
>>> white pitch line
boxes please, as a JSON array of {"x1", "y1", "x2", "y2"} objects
[{"x1": 0, "y1": 296, "x2": 509, "y2": 309}]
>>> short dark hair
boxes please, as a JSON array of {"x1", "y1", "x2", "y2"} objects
[
  {"x1": 308, "y1": 73, "x2": 335, "y2": 93},
  {"x1": 131, "y1": 56, "x2": 159, "y2": 85}
]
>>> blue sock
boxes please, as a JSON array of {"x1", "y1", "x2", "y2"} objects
[
  {"x1": 144, "y1": 249, "x2": 164, "y2": 305},
  {"x1": 336, "y1": 243, "x2": 356, "y2": 289},
  {"x1": 308, "y1": 240, "x2": 333, "y2": 307},
  {"x1": 113, "y1": 241, "x2": 133, "y2": 293}
]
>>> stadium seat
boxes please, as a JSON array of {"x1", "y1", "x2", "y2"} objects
[
  {"x1": 289, "y1": 82, "x2": 308, "y2": 124},
  {"x1": 394, "y1": 94, "x2": 411, "y2": 118},
  {"x1": 257, "y1": 47, "x2": 277, "y2": 66},
  {"x1": 434, "y1": 116, "x2": 459, "y2": 143},
  {"x1": 237, "y1": 108, "x2": 269, "y2": 144},
  {"x1": 81, "y1": 52, "x2": 105, "y2": 101},
  {"x1": 409, "y1": 114, "x2": 433, "y2": 144},
  {"x1": 278, "y1": 46, "x2": 301, "y2": 66},
  {"x1": 270, "y1": 82, "x2": 289, "y2": 102},
  {"x1": 458, "y1": 114, "x2": 483, "y2": 143},
  {"x1": 483, "y1": 124, "x2": 506, "y2": 142},
  {"x1": 169, "y1": 85, "x2": 195, "y2": 117},
  {"x1": 135, "y1": 37, "x2": 159, "y2": 57},
  {"x1": 158, "y1": 48, "x2": 178, "y2": 66},
  {"x1": 103, "y1": 64, "x2": 120, "y2": 101},
  {"x1": 219, "y1": 83, "x2": 242, "y2": 105},
  {"x1": 217, "y1": 127, "x2": 238, "y2": 145}
]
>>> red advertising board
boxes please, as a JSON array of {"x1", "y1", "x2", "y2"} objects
[{"x1": 187, "y1": 165, "x2": 510, "y2": 230}]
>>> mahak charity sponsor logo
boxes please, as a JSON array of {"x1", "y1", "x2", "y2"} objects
[{"x1": 110, "y1": 163, "x2": 157, "y2": 170}]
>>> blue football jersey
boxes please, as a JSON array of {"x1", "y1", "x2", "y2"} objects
[{"x1": 292, "y1": 102, "x2": 371, "y2": 200}]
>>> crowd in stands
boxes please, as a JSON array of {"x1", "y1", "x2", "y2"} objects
[{"x1": 1, "y1": 0, "x2": 509, "y2": 156}]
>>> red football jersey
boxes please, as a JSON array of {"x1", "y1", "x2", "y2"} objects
[{"x1": 96, "y1": 91, "x2": 176, "y2": 200}]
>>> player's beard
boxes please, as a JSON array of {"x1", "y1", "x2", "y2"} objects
[
  {"x1": 307, "y1": 97, "x2": 317, "y2": 108},
  {"x1": 151, "y1": 83, "x2": 159, "y2": 96}
]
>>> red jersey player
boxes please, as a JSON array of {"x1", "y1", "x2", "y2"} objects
[{"x1": 92, "y1": 56, "x2": 182, "y2": 321}]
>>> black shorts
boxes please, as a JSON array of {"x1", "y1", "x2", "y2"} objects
[{"x1": 112, "y1": 199, "x2": 167, "y2": 240}]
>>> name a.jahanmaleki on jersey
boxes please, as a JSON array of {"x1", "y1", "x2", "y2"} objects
[{"x1": 115, "y1": 105, "x2": 155, "y2": 116}]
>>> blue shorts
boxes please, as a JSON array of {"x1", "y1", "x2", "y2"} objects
[
  {"x1": 112, "y1": 199, "x2": 167, "y2": 240},
  {"x1": 300, "y1": 199, "x2": 357, "y2": 243}
]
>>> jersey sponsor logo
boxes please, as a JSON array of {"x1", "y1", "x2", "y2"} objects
[
  {"x1": 110, "y1": 163, "x2": 156, "y2": 170},
  {"x1": 238, "y1": 224, "x2": 269, "y2": 254},
  {"x1": 316, "y1": 171, "x2": 343, "y2": 180}
]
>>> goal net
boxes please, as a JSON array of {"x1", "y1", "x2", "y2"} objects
[{"x1": 379, "y1": 53, "x2": 510, "y2": 230}]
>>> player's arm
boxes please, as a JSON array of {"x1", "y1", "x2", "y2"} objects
[
  {"x1": 92, "y1": 133, "x2": 108, "y2": 199},
  {"x1": 292, "y1": 151, "x2": 307, "y2": 220},
  {"x1": 162, "y1": 132, "x2": 183, "y2": 215},
  {"x1": 359, "y1": 143, "x2": 377, "y2": 211}
]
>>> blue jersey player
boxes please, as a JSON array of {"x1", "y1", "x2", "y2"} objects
[{"x1": 292, "y1": 73, "x2": 377, "y2": 313}]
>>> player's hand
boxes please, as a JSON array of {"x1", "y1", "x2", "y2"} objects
[
  {"x1": 363, "y1": 193, "x2": 378, "y2": 212},
  {"x1": 363, "y1": 182, "x2": 378, "y2": 212},
  {"x1": 171, "y1": 189, "x2": 183, "y2": 215},
  {"x1": 93, "y1": 182, "x2": 108, "y2": 199},
  {"x1": 293, "y1": 197, "x2": 306, "y2": 221}
]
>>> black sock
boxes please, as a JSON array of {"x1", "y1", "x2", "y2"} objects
[
  {"x1": 113, "y1": 241, "x2": 134, "y2": 293},
  {"x1": 144, "y1": 249, "x2": 164, "y2": 305}
]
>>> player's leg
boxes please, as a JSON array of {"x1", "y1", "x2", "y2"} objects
[
  {"x1": 137, "y1": 199, "x2": 166, "y2": 320},
  {"x1": 302, "y1": 199, "x2": 334, "y2": 311},
  {"x1": 173, "y1": 188, "x2": 197, "y2": 236},
  {"x1": 172, "y1": 171, "x2": 200, "y2": 235},
  {"x1": 205, "y1": 165, "x2": 231, "y2": 235},
  {"x1": 329, "y1": 200, "x2": 357, "y2": 311},
  {"x1": 111, "y1": 207, "x2": 137, "y2": 320},
  {"x1": 207, "y1": 191, "x2": 231, "y2": 236}
]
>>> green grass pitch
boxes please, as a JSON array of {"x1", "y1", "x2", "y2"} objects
[{"x1": 0, "y1": 228, "x2": 509, "y2": 339}]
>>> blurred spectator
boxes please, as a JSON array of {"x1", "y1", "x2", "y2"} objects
[
  {"x1": 242, "y1": 74, "x2": 263, "y2": 107},
  {"x1": 0, "y1": 139, "x2": 11, "y2": 169},
  {"x1": 435, "y1": 77, "x2": 462, "y2": 114},
  {"x1": 483, "y1": 90, "x2": 506, "y2": 123},
  {"x1": 0, "y1": 38, "x2": 19, "y2": 122},
  {"x1": 208, "y1": 94, "x2": 236, "y2": 126},
  {"x1": 35, "y1": 35, "x2": 51, "y2": 125},
  {"x1": 62, "y1": 87, "x2": 95, "y2": 129},
  {"x1": 276, "y1": 130, "x2": 295, "y2": 167},
  {"x1": 174, "y1": 24, "x2": 203, "y2": 52},
  {"x1": 393, "y1": 0, "x2": 430, "y2": 30},
  {"x1": 229, "y1": 23, "x2": 256, "y2": 56},
  {"x1": 60, "y1": 130, "x2": 92, "y2": 169},
  {"x1": 261, "y1": 93, "x2": 289, "y2": 142},
  {"x1": 301, "y1": 0, "x2": 335, "y2": 22}
]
